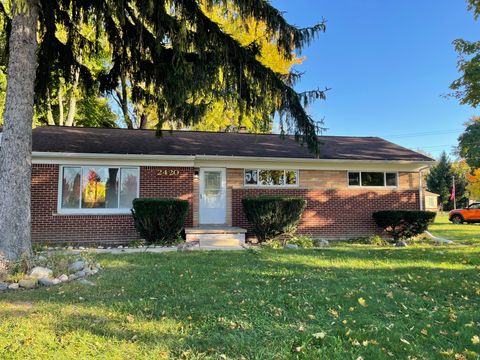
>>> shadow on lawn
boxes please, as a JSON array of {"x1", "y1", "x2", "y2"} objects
[{"x1": 1, "y1": 249, "x2": 479, "y2": 358}]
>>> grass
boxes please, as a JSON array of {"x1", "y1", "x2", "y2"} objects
[
  {"x1": 429, "y1": 214, "x2": 480, "y2": 245},
  {"x1": 1, "y1": 247, "x2": 480, "y2": 359}
]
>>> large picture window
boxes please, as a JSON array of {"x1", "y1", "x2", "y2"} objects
[
  {"x1": 60, "y1": 166, "x2": 139, "y2": 213},
  {"x1": 348, "y1": 171, "x2": 398, "y2": 187},
  {"x1": 244, "y1": 169, "x2": 298, "y2": 186}
]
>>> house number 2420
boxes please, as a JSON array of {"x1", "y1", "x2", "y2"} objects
[{"x1": 157, "y1": 169, "x2": 180, "y2": 176}]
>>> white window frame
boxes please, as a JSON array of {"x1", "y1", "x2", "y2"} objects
[
  {"x1": 425, "y1": 196, "x2": 437, "y2": 209},
  {"x1": 347, "y1": 171, "x2": 399, "y2": 188},
  {"x1": 57, "y1": 165, "x2": 140, "y2": 215},
  {"x1": 244, "y1": 169, "x2": 299, "y2": 188}
]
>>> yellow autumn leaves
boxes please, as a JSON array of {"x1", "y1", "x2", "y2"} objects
[{"x1": 358, "y1": 297, "x2": 368, "y2": 307}]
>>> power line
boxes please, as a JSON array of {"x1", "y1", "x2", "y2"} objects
[{"x1": 380, "y1": 128, "x2": 463, "y2": 139}]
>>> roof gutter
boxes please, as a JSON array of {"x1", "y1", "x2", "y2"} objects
[{"x1": 31, "y1": 152, "x2": 435, "y2": 171}]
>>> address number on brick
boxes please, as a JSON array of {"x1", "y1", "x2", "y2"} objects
[{"x1": 157, "y1": 169, "x2": 180, "y2": 176}]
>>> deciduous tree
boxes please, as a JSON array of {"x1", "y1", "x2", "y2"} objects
[
  {"x1": 467, "y1": 168, "x2": 480, "y2": 200},
  {"x1": 450, "y1": 1, "x2": 480, "y2": 107},
  {"x1": 458, "y1": 116, "x2": 480, "y2": 169}
]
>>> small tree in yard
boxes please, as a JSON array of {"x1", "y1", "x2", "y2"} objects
[
  {"x1": 372, "y1": 210, "x2": 436, "y2": 243},
  {"x1": 242, "y1": 196, "x2": 306, "y2": 243}
]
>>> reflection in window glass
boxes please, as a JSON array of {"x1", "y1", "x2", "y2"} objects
[
  {"x1": 245, "y1": 169, "x2": 298, "y2": 186},
  {"x1": 82, "y1": 167, "x2": 107, "y2": 208},
  {"x1": 245, "y1": 169, "x2": 258, "y2": 185},
  {"x1": 61, "y1": 166, "x2": 138, "y2": 211},
  {"x1": 348, "y1": 172, "x2": 360, "y2": 186},
  {"x1": 386, "y1": 172, "x2": 398, "y2": 186},
  {"x1": 285, "y1": 171, "x2": 297, "y2": 185},
  {"x1": 361, "y1": 172, "x2": 385, "y2": 186},
  {"x1": 62, "y1": 167, "x2": 81, "y2": 208},
  {"x1": 259, "y1": 170, "x2": 284, "y2": 185},
  {"x1": 120, "y1": 169, "x2": 138, "y2": 208}
]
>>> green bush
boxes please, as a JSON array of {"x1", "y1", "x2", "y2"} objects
[
  {"x1": 372, "y1": 210, "x2": 436, "y2": 242},
  {"x1": 345, "y1": 235, "x2": 388, "y2": 246},
  {"x1": 262, "y1": 235, "x2": 314, "y2": 249},
  {"x1": 132, "y1": 198, "x2": 189, "y2": 245},
  {"x1": 288, "y1": 235, "x2": 315, "y2": 248},
  {"x1": 242, "y1": 196, "x2": 307, "y2": 243}
]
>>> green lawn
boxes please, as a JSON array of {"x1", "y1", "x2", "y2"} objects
[
  {"x1": 429, "y1": 214, "x2": 480, "y2": 245},
  {"x1": 1, "y1": 248, "x2": 480, "y2": 359}
]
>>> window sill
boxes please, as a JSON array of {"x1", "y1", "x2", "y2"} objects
[
  {"x1": 54, "y1": 210, "x2": 132, "y2": 216},
  {"x1": 243, "y1": 185, "x2": 300, "y2": 189},
  {"x1": 348, "y1": 186, "x2": 399, "y2": 189}
]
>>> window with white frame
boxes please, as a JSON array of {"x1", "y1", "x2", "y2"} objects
[
  {"x1": 425, "y1": 196, "x2": 438, "y2": 209},
  {"x1": 244, "y1": 169, "x2": 298, "y2": 186},
  {"x1": 348, "y1": 171, "x2": 398, "y2": 187},
  {"x1": 60, "y1": 166, "x2": 139, "y2": 212}
]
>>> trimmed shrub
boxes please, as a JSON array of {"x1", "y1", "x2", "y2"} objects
[
  {"x1": 372, "y1": 210, "x2": 436, "y2": 242},
  {"x1": 242, "y1": 196, "x2": 307, "y2": 243},
  {"x1": 132, "y1": 198, "x2": 189, "y2": 245}
]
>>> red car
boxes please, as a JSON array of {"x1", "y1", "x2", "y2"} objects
[{"x1": 449, "y1": 203, "x2": 480, "y2": 224}]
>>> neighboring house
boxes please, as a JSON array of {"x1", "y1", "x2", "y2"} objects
[
  {"x1": 3, "y1": 126, "x2": 434, "y2": 244},
  {"x1": 423, "y1": 191, "x2": 440, "y2": 212}
]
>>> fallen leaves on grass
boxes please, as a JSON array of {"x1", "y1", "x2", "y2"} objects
[
  {"x1": 312, "y1": 332, "x2": 326, "y2": 340},
  {"x1": 358, "y1": 298, "x2": 368, "y2": 307}
]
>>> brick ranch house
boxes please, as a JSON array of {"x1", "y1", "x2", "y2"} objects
[{"x1": 2, "y1": 126, "x2": 434, "y2": 245}]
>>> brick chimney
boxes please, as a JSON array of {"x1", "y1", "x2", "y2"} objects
[{"x1": 238, "y1": 126, "x2": 247, "y2": 133}]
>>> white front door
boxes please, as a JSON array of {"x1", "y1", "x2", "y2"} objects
[{"x1": 199, "y1": 168, "x2": 227, "y2": 225}]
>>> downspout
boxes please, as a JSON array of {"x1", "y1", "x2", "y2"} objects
[{"x1": 418, "y1": 166, "x2": 430, "y2": 211}]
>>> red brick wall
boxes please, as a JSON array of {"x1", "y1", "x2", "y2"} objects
[
  {"x1": 232, "y1": 188, "x2": 420, "y2": 239},
  {"x1": 31, "y1": 165, "x2": 194, "y2": 245},
  {"x1": 32, "y1": 163, "x2": 420, "y2": 244}
]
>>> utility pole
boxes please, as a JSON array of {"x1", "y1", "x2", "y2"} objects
[{"x1": 452, "y1": 176, "x2": 457, "y2": 210}]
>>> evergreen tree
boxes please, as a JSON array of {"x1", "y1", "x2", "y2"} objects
[
  {"x1": 0, "y1": 0, "x2": 326, "y2": 260},
  {"x1": 426, "y1": 152, "x2": 469, "y2": 210},
  {"x1": 427, "y1": 152, "x2": 453, "y2": 211},
  {"x1": 451, "y1": 160, "x2": 471, "y2": 208}
]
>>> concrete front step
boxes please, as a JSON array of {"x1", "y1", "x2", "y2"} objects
[
  {"x1": 200, "y1": 245, "x2": 245, "y2": 251},
  {"x1": 185, "y1": 226, "x2": 247, "y2": 248}
]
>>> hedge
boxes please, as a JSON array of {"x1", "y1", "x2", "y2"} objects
[
  {"x1": 372, "y1": 210, "x2": 436, "y2": 242},
  {"x1": 242, "y1": 196, "x2": 307, "y2": 243},
  {"x1": 131, "y1": 198, "x2": 189, "y2": 245}
]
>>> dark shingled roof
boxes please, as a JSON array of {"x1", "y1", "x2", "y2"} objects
[{"x1": 31, "y1": 126, "x2": 433, "y2": 162}]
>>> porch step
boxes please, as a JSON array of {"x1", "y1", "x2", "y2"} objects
[{"x1": 185, "y1": 226, "x2": 247, "y2": 248}]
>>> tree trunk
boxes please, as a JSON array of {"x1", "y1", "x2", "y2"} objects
[
  {"x1": 139, "y1": 112, "x2": 148, "y2": 129},
  {"x1": 65, "y1": 67, "x2": 80, "y2": 127},
  {"x1": 58, "y1": 78, "x2": 65, "y2": 126},
  {"x1": 0, "y1": 0, "x2": 39, "y2": 261},
  {"x1": 117, "y1": 72, "x2": 133, "y2": 129},
  {"x1": 46, "y1": 89, "x2": 55, "y2": 125}
]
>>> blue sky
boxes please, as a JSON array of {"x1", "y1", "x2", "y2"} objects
[{"x1": 271, "y1": 0, "x2": 479, "y2": 158}]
